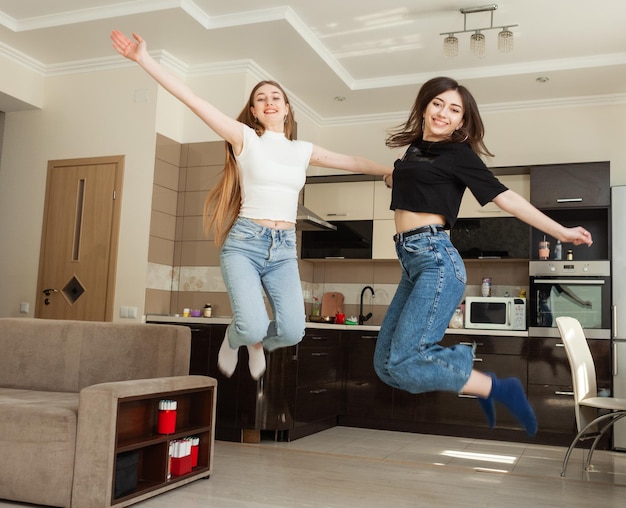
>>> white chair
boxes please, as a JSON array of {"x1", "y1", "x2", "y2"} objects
[{"x1": 555, "y1": 316, "x2": 626, "y2": 476}]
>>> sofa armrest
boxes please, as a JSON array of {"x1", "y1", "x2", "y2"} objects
[
  {"x1": 80, "y1": 374, "x2": 217, "y2": 400},
  {"x1": 71, "y1": 375, "x2": 217, "y2": 508}
]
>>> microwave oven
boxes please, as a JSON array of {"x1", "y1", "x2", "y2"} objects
[{"x1": 464, "y1": 297, "x2": 526, "y2": 331}]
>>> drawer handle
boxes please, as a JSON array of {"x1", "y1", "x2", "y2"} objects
[
  {"x1": 556, "y1": 197, "x2": 583, "y2": 203},
  {"x1": 555, "y1": 343, "x2": 565, "y2": 348},
  {"x1": 472, "y1": 358, "x2": 483, "y2": 362},
  {"x1": 309, "y1": 389, "x2": 328, "y2": 394},
  {"x1": 309, "y1": 336, "x2": 328, "y2": 341},
  {"x1": 326, "y1": 213, "x2": 347, "y2": 217},
  {"x1": 554, "y1": 391, "x2": 574, "y2": 396},
  {"x1": 311, "y1": 352, "x2": 329, "y2": 357},
  {"x1": 460, "y1": 342, "x2": 484, "y2": 347},
  {"x1": 458, "y1": 394, "x2": 478, "y2": 399},
  {"x1": 360, "y1": 335, "x2": 378, "y2": 339}
]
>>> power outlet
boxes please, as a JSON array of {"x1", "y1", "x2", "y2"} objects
[{"x1": 120, "y1": 306, "x2": 138, "y2": 319}]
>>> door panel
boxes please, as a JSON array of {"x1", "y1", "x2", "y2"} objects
[{"x1": 36, "y1": 156, "x2": 123, "y2": 321}]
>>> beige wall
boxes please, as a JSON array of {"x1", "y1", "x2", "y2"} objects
[{"x1": 0, "y1": 53, "x2": 624, "y2": 321}]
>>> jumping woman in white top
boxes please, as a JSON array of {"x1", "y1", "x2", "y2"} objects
[{"x1": 111, "y1": 31, "x2": 392, "y2": 380}]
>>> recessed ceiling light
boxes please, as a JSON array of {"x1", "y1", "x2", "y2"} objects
[
  {"x1": 334, "y1": 96, "x2": 346, "y2": 102},
  {"x1": 536, "y1": 77, "x2": 549, "y2": 83}
]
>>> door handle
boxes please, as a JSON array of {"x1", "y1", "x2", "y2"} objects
[{"x1": 42, "y1": 288, "x2": 59, "y2": 305}]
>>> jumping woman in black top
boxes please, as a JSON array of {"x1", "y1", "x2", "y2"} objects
[{"x1": 374, "y1": 77, "x2": 593, "y2": 436}]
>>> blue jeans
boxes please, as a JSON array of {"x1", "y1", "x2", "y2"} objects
[
  {"x1": 220, "y1": 217, "x2": 305, "y2": 351},
  {"x1": 374, "y1": 226, "x2": 474, "y2": 394}
]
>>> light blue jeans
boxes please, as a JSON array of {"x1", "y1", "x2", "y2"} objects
[
  {"x1": 374, "y1": 226, "x2": 474, "y2": 393},
  {"x1": 220, "y1": 217, "x2": 305, "y2": 352}
]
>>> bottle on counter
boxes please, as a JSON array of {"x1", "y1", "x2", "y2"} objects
[
  {"x1": 449, "y1": 308, "x2": 464, "y2": 329},
  {"x1": 538, "y1": 236, "x2": 550, "y2": 260},
  {"x1": 481, "y1": 277, "x2": 492, "y2": 297},
  {"x1": 566, "y1": 249, "x2": 574, "y2": 261},
  {"x1": 203, "y1": 304, "x2": 212, "y2": 318},
  {"x1": 553, "y1": 240, "x2": 562, "y2": 260}
]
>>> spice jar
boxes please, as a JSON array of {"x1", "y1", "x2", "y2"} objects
[
  {"x1": 203, "y1": 304, "x2": 212, "y2": 318},
  {"x1": 566, "y1": 249, "x2": 574, "y2": 261}
]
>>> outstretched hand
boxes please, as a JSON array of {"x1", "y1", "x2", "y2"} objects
[
  {"x1": 110, "y1": 30, "x2": 146, "y2": 62},
  {"x1": 563, "y1": 226, "x2": 593, "y2": 247}
]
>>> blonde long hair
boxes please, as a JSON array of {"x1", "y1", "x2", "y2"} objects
[{"x1": 203, "y1": 80, "x2": 298, "y2": 245}]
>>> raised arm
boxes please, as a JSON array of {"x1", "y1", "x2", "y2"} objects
[
  {"x1": 111, "y1": 30, "x2": 243, "y2": 151},
  {"x1": 492, "y1": 189, "x2": 593, "y2": 246},
  {"x1": 309, "y1": 145, "x2": 392, "y2": 176}
]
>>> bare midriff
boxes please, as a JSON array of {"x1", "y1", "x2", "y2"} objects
[
  {"x1": 251, "y1": 218, "x2": 295, "y2": 230},
  {"x1": 394, "y1": 210, "x2": 445, "y2": 234}
]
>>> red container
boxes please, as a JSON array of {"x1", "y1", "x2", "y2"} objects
[
  {"x1": 191, "y1": 444, "x2": 199, "y2": 467},
  {"x1": 170, "y1": 455, "x2": 192, "y2": 477},
  {"x1": 157, "y1": 409, "x2": 176, "y2": 434}
]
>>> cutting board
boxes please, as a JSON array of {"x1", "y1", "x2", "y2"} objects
[{"x1": 321, "y1": 292, "x2": 344, "y2": 317}]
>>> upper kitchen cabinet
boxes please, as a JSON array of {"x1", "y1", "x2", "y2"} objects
[
  {"x1": 373, "y1": 180, "x2": 393, "y2": 220},
  {"x1": 304, "y1": 181, "x2": 374, "y2": 221},
  {"x1": 530, "y1": 162, "x2": 610, "y2": 209},
  {"x1": 458, "y1": 173, "x2": 530, "y2": 218},
  {"x1": 372, "y1": 220, "x2": 396, "y2": 259}
]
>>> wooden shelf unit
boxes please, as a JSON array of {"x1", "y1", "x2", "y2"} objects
[{"x1": 112, "y1": 386, "x2": 215, "y2": 505}]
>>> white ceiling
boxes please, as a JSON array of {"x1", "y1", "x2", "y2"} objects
[{"x1": 1, "y1": 0, "x2": 626, "y2": 123}]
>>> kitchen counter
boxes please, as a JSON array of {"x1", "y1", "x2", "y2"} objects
[{"x1": 145, "y1": 314, "x2": 528, "y2": 336}]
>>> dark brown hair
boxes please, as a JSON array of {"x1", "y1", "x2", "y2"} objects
[{"x1": 386, "y1": 76, "x2": 493, "y2": 158}]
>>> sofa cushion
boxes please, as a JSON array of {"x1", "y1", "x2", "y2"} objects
[
  {"x1": 0, "y1": 388, "x2": 78, "y2": 507},
  {"x1": 0, "y1": 318, "x2": 191, "y2": 392}
]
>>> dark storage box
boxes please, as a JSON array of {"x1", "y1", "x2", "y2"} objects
[{"x1": 114, "y1": 450, "x2": 139, "y2": 498}]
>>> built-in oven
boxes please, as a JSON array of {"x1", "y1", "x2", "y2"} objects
[{"x1": 529, "y1": 260, "x2": 611, "y2": 339}]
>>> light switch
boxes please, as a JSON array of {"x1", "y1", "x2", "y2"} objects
[{"x1": 20, "y1": 302, "x2": 29, "y2": 314}]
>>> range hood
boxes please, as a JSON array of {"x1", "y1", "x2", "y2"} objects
[{"x1": 296, "y1": 203, "x2": 337, "y2": 232}]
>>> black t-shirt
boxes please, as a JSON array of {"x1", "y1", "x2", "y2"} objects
[{"x1": 390, "y1": 138, "x2": 507, "y2": 229}]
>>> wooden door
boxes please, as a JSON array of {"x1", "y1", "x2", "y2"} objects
[{"x1": 35, "y1": 156, "x2": 124, "y2": 321}]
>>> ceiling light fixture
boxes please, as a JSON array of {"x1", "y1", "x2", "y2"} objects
[{"x1": 441, "y1": 4, "x2": 518, "y2": 58}]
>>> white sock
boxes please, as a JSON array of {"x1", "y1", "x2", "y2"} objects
[
  {"x1": 217, "y1": 331, "x2": 238, "y2": 378},
  {"x1": 247, "y1": 344, "x2": 266, "y2": 380}
]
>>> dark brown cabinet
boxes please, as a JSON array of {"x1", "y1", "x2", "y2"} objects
[
  {"x1": 527, "y1": 337, "x2": 611, "y2": 438},
  {"x1": 342, "y1": 330, "x2": 393, "y2": 422},
  {"x1": 150, "y1": 319, "x2": 605, "y2": 445},
  {"x1": 529, "y1": 161, "x2": 610, "y2": 261},
  {"x1": 530, "y1": 162, "x2": 610, "y2": 209},
  {"x1": 293, "y1": 328, "x2": 342, "y2": 439},
  {"x1": 434, "y1": 334, "x2": 528, "y2": 429}
]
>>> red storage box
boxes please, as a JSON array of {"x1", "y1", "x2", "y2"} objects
[{"x1": 170, "y1": 455, "x2": 192, "y2": 477}]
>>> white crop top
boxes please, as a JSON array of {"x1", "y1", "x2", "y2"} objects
[{"x1": 236, "y1": 124, "x2": 313, "y2": 223}]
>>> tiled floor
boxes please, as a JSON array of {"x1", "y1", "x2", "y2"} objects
[
  {"x1": 1, "y1": 427, "x2": 625, "y2": 507},
  {"x1": 262, "y1": 426, "x2": 626, "y2": 483}
]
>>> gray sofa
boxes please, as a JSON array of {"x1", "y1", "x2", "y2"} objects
[{"x1": 0, "y1": 318, "x2": 217, "y2": 508}]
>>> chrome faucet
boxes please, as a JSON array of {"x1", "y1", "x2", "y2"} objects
[{"x1": 359, "y1": 286, "x2": 375, "y2": 325}]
